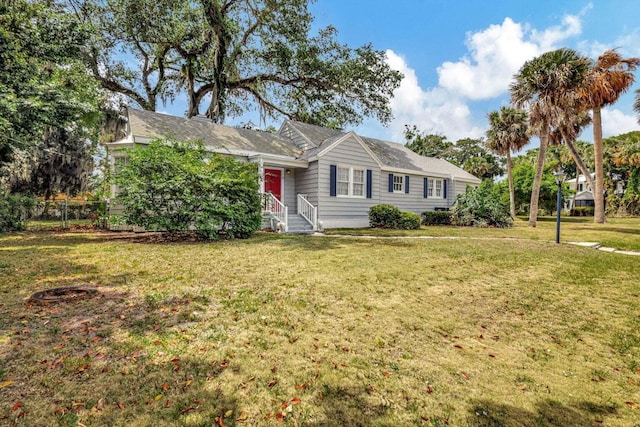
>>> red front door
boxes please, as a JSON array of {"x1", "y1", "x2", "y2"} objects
[{"x1": 264, "y1": 168, "x2": 282, "y2": 201}]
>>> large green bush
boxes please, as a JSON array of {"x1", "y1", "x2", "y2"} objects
[
  {"x1": 0, "y1": 193, "x2": 35, "y2": 232},
  {"x1": 369, "y1": 204, "x2": 420, "y2": 229},
  {"x1": 451, "y1": 182, "x2": 513, "y2": 228},
  {"x1": 114, "y1": 139, "x2": 261, "y2": 239}
]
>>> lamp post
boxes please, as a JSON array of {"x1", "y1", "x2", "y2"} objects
[{"x1": 554, "y1": 169, "x2": 565, "y2": 244}]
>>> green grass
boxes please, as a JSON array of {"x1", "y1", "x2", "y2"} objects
[{"x1": 0, "y1": 221, "x2": 639, "y2": 425}]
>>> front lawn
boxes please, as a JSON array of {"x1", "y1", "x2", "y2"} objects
[
  {"x1": 0, "y1": 226, "x2": 639, "y2": 425},
  {"x1": 326, "y1": 216, "x2": 640, "y2": 252}
]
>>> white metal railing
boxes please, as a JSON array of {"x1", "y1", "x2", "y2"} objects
[
  {"x1": 262, "y1": 192, "x2": 288, "y2": 232},
  {"x1": 297, "y1": 194, "x2": 317, "y2": 231}
]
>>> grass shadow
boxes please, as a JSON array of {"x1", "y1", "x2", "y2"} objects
[{"x1": 468, "y1": 399, "x2": 617, "y2": 426}]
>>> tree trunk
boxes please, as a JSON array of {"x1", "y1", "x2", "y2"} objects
[
  {"x1": 507, "y1": 150, "x2": 516, "y2": 219},
  {"x1": 561, "y1": 128, "x2": 595, "y2": 189},
  {"x1": 528, "y1": 120, "x2": 549, "y2": 227},
  {"x1": 593, "y1": 107, "x2": 606, "y2": 223}
]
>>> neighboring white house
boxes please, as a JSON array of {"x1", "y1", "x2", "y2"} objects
[
  {"x1": 566, "y1": 174, "x2": 595, "y2": 208},
  {"x1": 107, "y1": 109, "x2": 481, "y2": 232}
]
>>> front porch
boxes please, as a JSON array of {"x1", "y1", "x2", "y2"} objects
[{"x1": 262, "y1": 192, "x2": 318, "y2": 234}]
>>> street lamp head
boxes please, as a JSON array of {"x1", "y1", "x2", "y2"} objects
[{"x1": 553, "y1": 169, "x2": 566, "y2": 185}]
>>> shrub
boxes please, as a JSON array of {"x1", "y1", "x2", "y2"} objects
[
  {"x1": 451, "y1": 182, "x2": 513, "y2": 228},
  {"x1": 397, "y1": 211, "x2": 421, "y2": 229},
  {"x1": 369, "y1": 204, "x2": 420, "y2": 229},
  {"x1": 422, "y1": 211, "x2": 452, "y2": 226},
  {"x1": 114, "y1": 139, "x2": 261, "y2": 239},
  {"x1": 0, "y1": 193, "x2": 36, "y2": 232},
  {"x1": 570, "y1": 206, "x2": 594, "y2": 217},
  {"x1": 369, "y1": 204, "x2": 402, "y2": 228}
]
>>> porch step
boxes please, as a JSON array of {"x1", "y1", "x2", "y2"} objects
[{"x1": 286, "y1": 213, "x2": 314, "y2": 234}]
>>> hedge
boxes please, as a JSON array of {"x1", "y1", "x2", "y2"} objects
[{"x1": 422, "y1": 211, "x2": 452, "y2": 226}]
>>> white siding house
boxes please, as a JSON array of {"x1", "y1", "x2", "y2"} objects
[{"x1": 108, "y1": 109, "x2": 481, "y2": 232}]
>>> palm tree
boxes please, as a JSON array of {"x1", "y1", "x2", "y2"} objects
[
  {"x1": 510, "y1": 48, "x2": 591, "y2": 227},
  {"x1": 635, "y1": 89, "x2": 640, "y2": 121},
  {"x1": 580, "y1": 50, "x2": 640, "y2": 223},
  {"x1": 554, "y1": 108, "x2": 594, "y2": 189},
  {"x1": 486, "y1": 106, "x2": 529, "y2": 218}
]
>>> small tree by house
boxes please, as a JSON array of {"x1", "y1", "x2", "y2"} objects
[{"x1": 114, "y1": 139, "x2": 262, "y2": 239}]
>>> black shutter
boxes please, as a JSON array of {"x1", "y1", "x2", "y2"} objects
[
  {"x1": 443, "y1": 179, "x2": 447, "y2": 199},
  {"x1": 388, "y1": 173, "x2": 394, "y2": 192},
  {"x1": 330, "y1": 165, "x2": 337, "y2": 197},
  {"x1": 405, "y1": 176, "x2": 410, "y2": 193},
  {"x1": 423, "y1": 177, "x2": 428, "y2": 198},
  {"x1": 366, "y1": 169, "x2": 372, "y2": 198}
]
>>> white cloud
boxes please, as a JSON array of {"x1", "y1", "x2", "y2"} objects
[
  {"x1": 437, "y1": 12, "x2": 583, "y2": 101},
  {"x1": 580, "y1": 29, "x2": 640, "y2": 59},
  {"x1": 437, "y1": 18, "x2": 540, "y2": 100},
  {"x1": 601, "y1": 108, "x2": 639, "y2": 137},
  {"x1": 380, "y1": 10, "x2": 590, "y2": 143},
  {"x1": 385, "y1": 50, "x2": 485, "y2": 142}
]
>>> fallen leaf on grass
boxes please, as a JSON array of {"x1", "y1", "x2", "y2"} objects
[
  {"x1": 461, "y1": 372, "x2": 470, "y2": 380},
  {"x1": 116, "y1": 402, "x2": 125, "y2": 410},
  {"x1": 626, "y1": 401, "x2": 639, "y2": 409},
  {"x1": 295, "y1": 383, "x2": 306, "y2": 390},
  {"x1": 214, "y1": 416, "x2": 226, "y2": 427},
  {"x1": 11, "y1": 401, "x2": 22, "y2": 411},
  {"x1": 382, "y1": 372, "x2": 390, "y2": 377},
  {"x1": 165, "y1": 400, "x2": 171, "y2": 408},
  {"x1": 0, "y1": 381, "x2": 13, "y2": 390},
  {"x1": 53, "y1": 343, "x2": 64, "y2": 350},
  {"x1": 267, "y1": 380, "x2": 278, "y2": 388},
  {"x1": 180, "y1": 406, "x2": 195, "y2": 414},
  {"x1": 291, "y1": 397, "x2": 301, "y2": 405},
  {"x1": 454, "y1": 344, "x2": 463, "y2": 349},
  {"x1": 161, "y1": 383, "x2": 170, "y2": 391}
]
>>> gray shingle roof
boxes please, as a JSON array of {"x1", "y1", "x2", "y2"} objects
[
  {"x1": 127, "y1": 109, "x2": 301, "y2": 158},
  {"x1": 122, "y1": 110, "x2": 480, "y2": 182},
  {"x1": 284, "y1": 120, "x2": 480, "y2": 182}
]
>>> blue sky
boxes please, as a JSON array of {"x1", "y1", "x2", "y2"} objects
[{"x1": 165, "y1": 1, "x2": 640, "y2": 145}]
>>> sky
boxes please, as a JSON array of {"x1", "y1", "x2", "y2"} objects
[{"x1": 164, "y1": 0, "x2": 640, "y2": 147}]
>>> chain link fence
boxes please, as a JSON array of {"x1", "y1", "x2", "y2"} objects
[{"x1": 29, "y1": 199, "x2": 110, "y2": 230}]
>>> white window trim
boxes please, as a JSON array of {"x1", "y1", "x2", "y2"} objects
[
  {"x1": 393, "y1": 174, "x2": 404, "y2": 193},
  {"x1": 429, "y1": 178, "x2": 444, "y2": 199},
  {"x1": 336, "y1": 165, "x2": 366, "y2": 198}
]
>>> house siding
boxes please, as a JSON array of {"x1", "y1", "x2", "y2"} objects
[
  {"x1": 380, "y1": 174, "x2": 452, "y2": 213},
  {"x1": 296, "y1": 162, "x2": 319, "y2": 206},
  {"x1": 316, "y1": 136, "x2": 381, "y2": 228}
]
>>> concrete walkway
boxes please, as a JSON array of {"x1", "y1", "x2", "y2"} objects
[{"x1": 567, "y1": 241, "x2": 640, "y2": 256}]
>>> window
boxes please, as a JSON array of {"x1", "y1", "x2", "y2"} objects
[
  {"x1": 428, "y1": 178, "x2": 444, "y2": 198},
  {"x1": 337, "y1": 166, "x2": 365, "y2": 198},
  {"x1": 337, "y1": 167, "x2": 350, "y2": 196},
  {"x1": 353, "y1": 169, "x2": 364, "y2": 197},
  {"x1": 393, "y1": 175, "x2": 404, "y2": 192}
]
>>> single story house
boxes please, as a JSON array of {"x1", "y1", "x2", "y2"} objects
[{"x1": 107, "y1": 109, "x2": 481, "y2": 232}]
